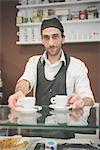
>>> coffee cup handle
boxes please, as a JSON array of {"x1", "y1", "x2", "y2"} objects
[
  {"x1": 50, "y1": 97, "x2": 56, "y2": 104},
  {"x1": 16, "y1": 99, "x2": 22, "y2": 106}
]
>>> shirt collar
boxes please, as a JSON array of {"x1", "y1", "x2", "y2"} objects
[{"x1": 40, "y1": 50, "x2": 66, "y2": 66}]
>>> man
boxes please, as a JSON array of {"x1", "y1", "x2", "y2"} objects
[{"x1": 8, "y1": 18, "x2": 94, "y2": 109}]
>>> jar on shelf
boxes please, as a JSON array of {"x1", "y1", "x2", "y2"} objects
[
  {"x1": 16, "y1": 10, "x2": 23, "y2": 24},
  {"x1": 79, "y1": 10, "x2": 87, "y2": 20},
  {"x1": 86, "y1": 6, "x2": 99, "y2": 19},
  {"x1": 16, "y1": 10, "x2": 28, "y2": 24}
]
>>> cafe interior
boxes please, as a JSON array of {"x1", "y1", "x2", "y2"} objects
[{"x1": 0, "y1": 0, "x2": 100, "y2": 149}]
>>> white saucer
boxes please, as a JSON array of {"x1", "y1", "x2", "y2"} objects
[
  {"x1": 15, "y1": 106, "x2": 42, "y2": 113},
  {"x1": 49, "y1": 104, "x2": 72, "y2": 111}
]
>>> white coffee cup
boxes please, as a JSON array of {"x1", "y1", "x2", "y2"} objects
[
  {"x1": 50, "y1": 95, "x2": 68, "y2": 108},
  {"x1": 17, "y1": 28, "x2": 27, "y2": 42},
  {"x1": 16, "y1": 97, "x2": 36, "y2": 109},
  {"x1": 26, "y1": 27, "x2": 34, "y2": 42},
  {"x1": 33, "y1": 25, "x2": 41, "y2": 42}
]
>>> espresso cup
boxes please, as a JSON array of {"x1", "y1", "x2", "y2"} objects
[
  {"x1": 17, "y1": 27, "x2": 27, "y2": 42},
  {"x1": 16, "y1": 97, "x2": 36, "y2": 109},
  {"x1": 50, "y1": 95, "x2": 68, "y2": 108},
  {"x1": 26, "y1": 27, "x2": 34, "y2": 42}
]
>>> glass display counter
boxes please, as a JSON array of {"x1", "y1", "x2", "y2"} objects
[
  {"x1": 0, "y1": 103, "x2": 99, "y2": 135},
  {"x1": 0, "y1": 103, "x2": 100, "y2": 149}
]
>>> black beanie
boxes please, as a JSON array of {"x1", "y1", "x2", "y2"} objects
[{"x1": 41, "y1": 18, "x2": 64, "y2": 37}]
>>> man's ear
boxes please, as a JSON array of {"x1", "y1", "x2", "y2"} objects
[{"x1": 62, "y1": 35, "x2": 65, "y2": 44}]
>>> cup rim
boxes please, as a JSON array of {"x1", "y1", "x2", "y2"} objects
[{"x1": 18, "y1": 96, "x2": 36, "y2": 101}]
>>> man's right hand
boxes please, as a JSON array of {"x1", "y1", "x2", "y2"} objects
[{"x1": 8, "y1": 91, "x2": 25, "y2": 109}]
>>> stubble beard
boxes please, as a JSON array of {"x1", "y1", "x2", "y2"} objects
[{"x1": 47, "y1": 46, "x2": 62, "y2": 57}]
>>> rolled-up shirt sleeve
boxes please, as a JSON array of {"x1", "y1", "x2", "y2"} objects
[
  {"x1": 67, "y1": 57, "x2": 94, "y2": 101},
  {"x1": 18, "y1": 56, "x2": 40, "y2": 93},
  {"x1": 74, "y1": 60, "x2": 94, "y2": 100}
]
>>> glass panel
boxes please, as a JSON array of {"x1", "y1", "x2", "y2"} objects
[{"x1": 0, "y1": 104, "x2": 99, "y2": 130}]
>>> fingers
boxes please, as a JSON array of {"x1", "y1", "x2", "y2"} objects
[
  {"x1": 67, "y1": 93, "x2": 84, "y2": 109},
  {"x1": 72, "y1": 99, "x2": 84, "y2": 109},
  {"x1": 8, "y1": 91, "x2": 25, "y2": 109},
  {"x1": 8, "y1": 95, "x2": 17, "y2": 109},
  {"x1": 68, "y1": 93, "x2": 80, "y2": 104}
]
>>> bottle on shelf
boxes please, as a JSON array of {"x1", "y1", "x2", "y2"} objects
[
  {"x1": 19, "y1": 0, "x2": 27, "y2": 5},
  {"x1": 42, "y1": 0, "x2": 49, "y2": 4},
  {"x1": 16, "y1": 10, "x2": 23, "y2": 24},
  {"x1": 0, "y1": 70, "x2": 3, "y2": 101}
]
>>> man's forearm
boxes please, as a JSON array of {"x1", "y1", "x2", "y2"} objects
[
  {"x1": 82, "y1": 97, "x2": 95, "y2": 106},
  {"x1": 15, "y1": 80, "x2": 30, "y2": 96}
]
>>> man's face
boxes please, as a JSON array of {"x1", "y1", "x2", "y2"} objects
[{"x1": 41, "y1": 27, "x2": 65, "y2": 57}]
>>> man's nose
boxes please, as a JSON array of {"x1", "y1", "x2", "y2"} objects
[{"x1": 49, "y1": 37, "x2": 54, "y2": 46}]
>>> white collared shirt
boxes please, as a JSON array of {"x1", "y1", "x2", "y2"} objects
[{"x1": 19, "y1": 50, "x2": 94, "y2": 99}]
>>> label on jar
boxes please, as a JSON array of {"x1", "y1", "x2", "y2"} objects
[{"x1": 79, "y1": 10, "x2": 87, "y2": 20}]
